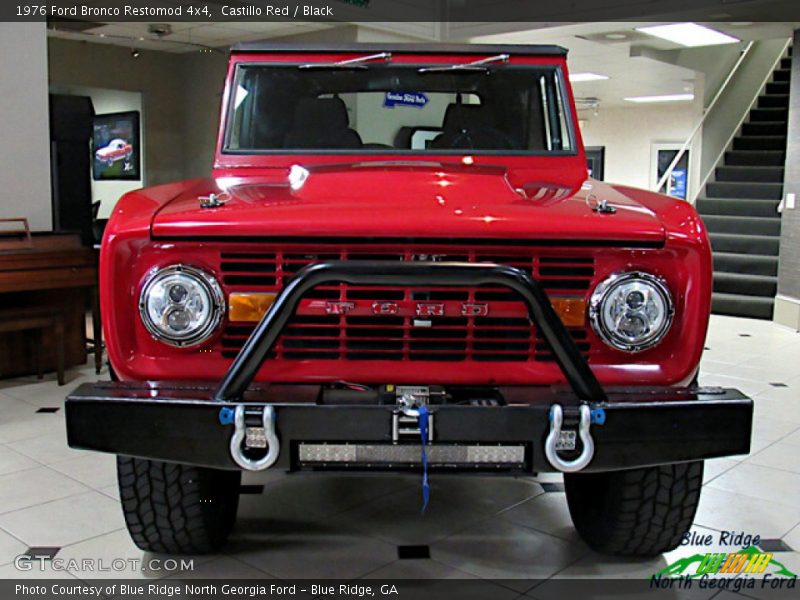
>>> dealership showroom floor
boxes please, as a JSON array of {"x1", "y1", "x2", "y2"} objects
[{"x1": 0, "y1": 314, "x2": 797, "y2": 593}]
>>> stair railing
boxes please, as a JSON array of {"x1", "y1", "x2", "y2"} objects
[
  {"x1": 656, "y1": 41, "x2": 756, "y2": 200},
  {"x1": 690, "y1": 39, "x2": 792, "y2": 204}
]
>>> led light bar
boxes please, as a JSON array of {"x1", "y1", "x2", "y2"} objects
[{"x1": 298, "y1": 443, "x2": 526, "y2": 467}]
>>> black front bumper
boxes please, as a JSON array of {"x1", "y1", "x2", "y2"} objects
[
  {"x1": 65, "y1": 382, "x2": 752, "y2": 472},
  {"x1": 67, "y1": 261, "x2": 753, "y2": 473}
]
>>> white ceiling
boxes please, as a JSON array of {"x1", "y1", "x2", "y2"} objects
[
  {"x1": 473, "y1": 22, "x2": 700, "y2": 108},
  {"x1": 47, "y1": 21, "x2": 337, "y2": 52},
  {"x1": 472, "y1": 22, "x2": 796, "y2": 108},
  {"x1": 47, "y1": 20, "x2": 796, "y2": 109}
]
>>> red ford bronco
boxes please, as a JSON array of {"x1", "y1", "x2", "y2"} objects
[{"x1": 66, "y1": 43, "x2": 753, "y2": 557}]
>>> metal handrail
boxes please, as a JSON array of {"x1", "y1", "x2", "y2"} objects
[
  {"x1": 656, "y1": 41, "x2": 755, "y2": 195},
  {"x1": 691, "y1": 38, "x2": 792, "y2": 204}
]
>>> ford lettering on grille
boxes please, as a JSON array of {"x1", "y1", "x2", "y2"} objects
[
  {"x1": 325, "y1": 301, "x2": 355, "y2": 315},
  {"x1": 372, "y1": 302, "x2": 399, "y2": 315},
  {"x1": 219, "y1": 247, "x2": 595, "y2": 362},
  {"x1": 325, "y1": 301, "x2": 492, "y2": 317}
]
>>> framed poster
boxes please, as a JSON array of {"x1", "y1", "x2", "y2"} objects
[
  {"x1": 651, "y1": 143, "x2": 690, "y2": 200},
  {"x1": 92, "y1": 111, "x2": 140, "y2": 180},
  {"x1": 585, "y1": 146, "x2": 605, "y2": 180}
]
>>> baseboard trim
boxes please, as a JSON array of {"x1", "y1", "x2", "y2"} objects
[{"x1": 773, "y1": 295, "x2": 800, "y2": 331}]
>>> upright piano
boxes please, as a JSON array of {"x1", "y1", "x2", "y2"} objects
[{"x1": 0, "y1": 231, "x2": 98, "y2": 380}]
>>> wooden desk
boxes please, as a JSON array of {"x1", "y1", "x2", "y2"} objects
[{"x1": 0, "y1": 232, "x2": 100, "y2": 380}]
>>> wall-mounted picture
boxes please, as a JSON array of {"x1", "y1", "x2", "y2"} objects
[
  {"x1": 585, "y1": 146, "x2": 605, "y2": 181},
  {"x1": 92, "y1": 111, "x2": 140, "y2": 180}
]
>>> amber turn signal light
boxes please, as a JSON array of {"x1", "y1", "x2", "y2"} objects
[
  {"x1": 228, "y1": 293, "x2": 277, "y2": 323},
  {"x1": 550, "y1": 298, "x2": 587, "y2": 328}
]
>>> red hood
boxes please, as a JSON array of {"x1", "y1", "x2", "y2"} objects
[{"x1": 150, "y1": 163, "x2": 666, "y2": 243}]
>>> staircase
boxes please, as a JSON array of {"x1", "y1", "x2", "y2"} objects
[{"x1": 696, "y1": 51, "x2": 791, "y2": 319}]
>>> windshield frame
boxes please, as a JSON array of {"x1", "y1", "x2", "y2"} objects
[{"x1": 220, "y1": 61, "x2": 579, "y2": 158}]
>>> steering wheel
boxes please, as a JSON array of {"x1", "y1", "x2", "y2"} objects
[{"x1": 448, "y1": 127, "x2": 519, "y2": 150}]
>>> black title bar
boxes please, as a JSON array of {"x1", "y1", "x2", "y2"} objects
[{"x1": 5, "y1": 0, "x2": 800, "y2": 22}]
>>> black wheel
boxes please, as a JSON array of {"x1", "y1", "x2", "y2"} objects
[
  {"x1": 564, "y1": 461, "x2": 703, "y2": 556},
  {"x1": 117, "y1": 456, "x2": 241, "y2": 554}
]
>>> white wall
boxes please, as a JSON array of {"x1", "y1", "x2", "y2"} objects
[
  {"x1": 179, "y1": 52, "x2": 228, "y2": 179},
  {"x1": 579, "y1": 102, "x2": 702, "y2": 198},
  {"x1": 49, "y1": 85, "x2": 144, "y2": 219},
  {"x1": 0, "y1": 23, "x2": 52, "y2": 231}
]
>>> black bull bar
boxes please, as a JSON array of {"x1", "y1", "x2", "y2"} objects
[{"x1": 66, "y1": 262, "x2": 753, "y2": 473}]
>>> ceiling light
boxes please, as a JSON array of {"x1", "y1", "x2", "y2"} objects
[
  {"x1": 624, "y1": 93, "x2": 695, "y2": 103},
  {"x1": 570, "y1": 72, "x2": 610, "y2": 82},
  {"x1": 636, "y1": 23, "x2": 739, "y2": 47},
  {"x1": 604, "y1": 33, "x2": 627, "y2": 40}
]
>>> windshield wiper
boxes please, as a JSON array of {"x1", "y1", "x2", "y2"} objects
[
  {"x1": 418, "y1": 53, "x2": 510, "y2": 74},
  {"x1": 299, "y1": 52, "x2": 392, "y2": 70}
]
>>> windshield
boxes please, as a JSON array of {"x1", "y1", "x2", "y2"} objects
[{"x1": 224, "y1": 63, "x2": 575, "y2": 154}]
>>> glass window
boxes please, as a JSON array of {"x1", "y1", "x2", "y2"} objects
[{"x1": 225, "y1": 64, "x2": 574, "y2": 154}]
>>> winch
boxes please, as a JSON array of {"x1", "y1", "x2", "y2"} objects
[{"x1": 390, "y1": 385, "x2": 439, "y2": 443}]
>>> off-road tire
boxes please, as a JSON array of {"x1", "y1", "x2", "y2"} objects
[
  {"x1": 117, "y1": 456, "x2": 241, "y2": 554},
  {"x1": 564, "y1": 461, "x2": 703, "y2": 556}
]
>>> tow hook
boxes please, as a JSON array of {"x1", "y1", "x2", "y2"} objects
[
  {"x1": 221, "y1": 405, "x2": 280, "y2": 471},
  {"x1": 544, "y1": 403, "x2": 597, "y2": 473}
]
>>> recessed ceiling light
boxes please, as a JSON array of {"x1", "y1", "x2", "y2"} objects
[
  {"x1": 624, "y1": 93, "x2": 695, "y2": 103},
  {"x1": 636, "y1": 23, "x2": 739, "y2": 47},
  {"x1": 570, "y1": 72, "x2": 610, "y2": 82},
  {"x1": 604, "y1": 33, "x2": 627, "y2": 40}
]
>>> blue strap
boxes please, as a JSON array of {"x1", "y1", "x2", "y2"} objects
[{"x1": 418, "y1": 405, "x2": 430, "y2": 514}]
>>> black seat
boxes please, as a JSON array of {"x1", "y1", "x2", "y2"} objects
[
  {"x1": 249, "y1": 91, "x2": 295, "y2": 149},
  {"x1": 393, "y1": 126, "x2": 416, "y2": 149},
  {"x1": 284, "y1": 97, "x2": 362, "y2": 149},
  {"x1": 431, "y1": 103, "x2": 504, "y2": 149}
]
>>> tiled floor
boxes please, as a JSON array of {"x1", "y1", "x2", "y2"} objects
[{"x1": 0, "y1": 315, "x2": 798, "y2": 595}]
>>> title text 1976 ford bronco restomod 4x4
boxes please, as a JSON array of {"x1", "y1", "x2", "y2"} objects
[{"x1": 66, "y1": 43, "x2": 753, "y2": 557}]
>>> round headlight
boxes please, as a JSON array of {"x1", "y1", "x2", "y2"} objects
[
  {"x1": 589, "y1": 272, "x2": 674, "y2": 353},
  {"x1": 139, "y1": 265, "x2": 224, "y2": 347}
]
